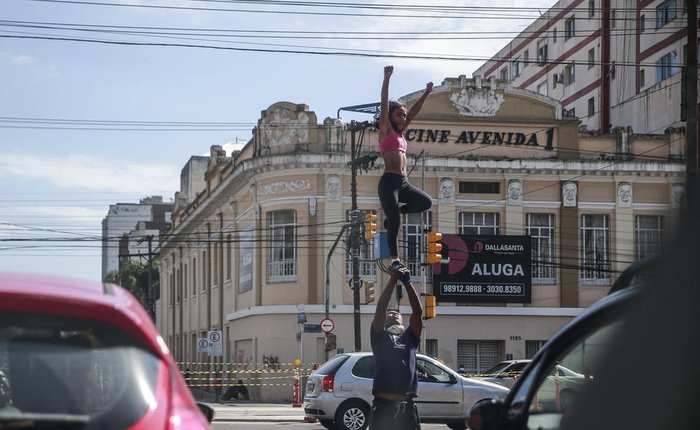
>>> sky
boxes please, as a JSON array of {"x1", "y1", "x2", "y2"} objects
[{"x1": 0, "y1": 0, "x2": 556, "y2": 282}]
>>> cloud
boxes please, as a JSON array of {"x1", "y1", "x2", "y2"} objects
[
  {"x1": 0, "y1": 152, "x2": 179, "y2": 195},
  {"x1": 0, "y1": 51, "x2": 34, "y2": 66},
  {"x1": 200, "y1": 141, "x2": 246, "y2": 157}
]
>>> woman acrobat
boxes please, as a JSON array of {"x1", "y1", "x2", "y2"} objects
[{"x1": 378, "y1": 65, "x2": 433, "y2": 273}]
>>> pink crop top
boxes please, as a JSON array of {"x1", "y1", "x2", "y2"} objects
[{"x1": 379, "y1": 128, "x2": 407, "y2": 155}]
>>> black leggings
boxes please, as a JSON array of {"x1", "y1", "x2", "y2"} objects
[
  {"x1": 369, "y1": 397, "x2": 421, "y2": 430},
  {"x1": 378, "y1": 172, "x2": 432, "y2": 258}
]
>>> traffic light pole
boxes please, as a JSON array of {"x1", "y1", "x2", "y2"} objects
[{"x1": 325, "y1": 223, "x2": 349, "y2": 360}]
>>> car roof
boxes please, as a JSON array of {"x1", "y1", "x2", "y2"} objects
[
  {"x1": 337, "y1": 351, "x2": 435, "y2": 360},
  {"x1": 0, "y1": 272, "x2": 164, "y2": 355}
]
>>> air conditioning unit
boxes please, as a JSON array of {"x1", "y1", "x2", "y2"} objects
[{"x1": 553, "y1": 73, "x2": 564, "y2": 83}]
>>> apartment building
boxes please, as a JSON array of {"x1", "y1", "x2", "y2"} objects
[
  {"x1": 101, "y1": 195, "x2": 173, "y2": 280},
  {"x1": 474, "y1": 0, "x2": 694, "y2": 135}
]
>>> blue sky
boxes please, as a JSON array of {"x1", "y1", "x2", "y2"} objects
[{"x1": 0, "y1": 0, "x2": 554, "y2": 281}]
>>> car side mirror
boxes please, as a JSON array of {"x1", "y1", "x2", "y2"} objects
[
  {"x1": 197, "y1": 402, "x2": 215, "y2": 423},
  {"x1": 450, "y1": 373, "x2": 458, "y2": 384},
  {"x1": 467, "y1": 398, "x2": 507, "y2": 430}
]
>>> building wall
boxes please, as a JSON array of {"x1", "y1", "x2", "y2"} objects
[
  {"x1": 157, "y1": 79, "x2": 684, "y2": 401},
  {"x1": 101, "y1": 198, "x2": 173, "y2": 280}
]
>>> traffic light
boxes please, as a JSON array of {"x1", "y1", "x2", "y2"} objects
[
  {"x1": 426, "y1": 231, "x2": 443, "y2": 264},
  {"x1": 325, "y1": 333, "x2": 337, "y2": 351},
  {"x1": 364, "y1": 282, "x2": 375, "y2": 303},
  {"x1": 425, "y1": 295, "x2": 437, "y2": 319},
  {"x1": 364, "y1": 213, "x2": 378, "y2": 240}
]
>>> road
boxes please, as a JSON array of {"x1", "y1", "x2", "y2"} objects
[
  {"x1": 213, "y1": 422, "x2": 450, "y2": 429},
  {"x1": 206, "y1": 401, "x2": 456, "y2": 429}
]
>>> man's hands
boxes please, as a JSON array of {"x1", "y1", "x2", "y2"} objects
[{"x1": 396, "y1": 266, "x2": 412, "y2": 285}]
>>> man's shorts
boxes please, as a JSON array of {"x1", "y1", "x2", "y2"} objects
[{"x1": 369, "y1": 397, "x2": 421, "y2": 430}]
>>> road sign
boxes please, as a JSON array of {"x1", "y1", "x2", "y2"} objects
[
  {"x1": 304, "y1": 323, "x2": 321, "y2": 333},
  {"x1": 320, "y1": 318, "x2": 335, "y2": 333},
  {"x1": 208, "y1": 330, "x2": 223, "y2": 357},
  {"x1": 198, "y1": 338, "x2": 209, "y2": 353}
]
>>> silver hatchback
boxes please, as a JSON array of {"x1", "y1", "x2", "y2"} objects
[{"x1": 304, "y1": 352, "x2": 508, "y2": 430}]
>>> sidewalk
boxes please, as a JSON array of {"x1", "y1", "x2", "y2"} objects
[{"x1": 208, "y1": 401, "x2": 308, "y2": 422}]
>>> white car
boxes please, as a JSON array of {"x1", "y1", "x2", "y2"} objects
[
  {"x1": 304, "y1": 352, "x2": 509, "y2": 430},
  {"x1": 472, "y1": 359, "x2": 585, "y2": 409},
  {"x1": 471, "y1": 359, "x2": 533, "y2": 388}
]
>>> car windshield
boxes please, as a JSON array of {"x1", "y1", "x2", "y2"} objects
[
  {"x1": 526, "y1": 320, "x2": 625, "y2": 430},
  {"x1": 0, "y1": 311, "x2": 160, "y2": 429},
  {"x1": 482, "y1": 362, "x2": 511, "y2": 375}
]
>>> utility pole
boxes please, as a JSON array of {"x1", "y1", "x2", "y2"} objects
[
  {"x1": 346, "y1": 120, "x2": 378, "y2": 352},
  {"x1": 146, "y1": 234, "x2": 154, "y2": 318},
  {"x1": 350, "y1": 121, "x2": 362, "y2": 352},
  {"x1": 336, "y1": 103, "x2": 379, "y2": 352},
  {"x1": 685, "y1": 0, "x2": 698, "y2": 217}
]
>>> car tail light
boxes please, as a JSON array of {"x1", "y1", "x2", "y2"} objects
[{"x1": 321, "y1": 374, "x2": 335, "y2": 392}]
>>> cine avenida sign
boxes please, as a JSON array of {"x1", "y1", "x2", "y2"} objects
[{"x1": 433, "y1": 235, "x2": 532, "y2": 304}]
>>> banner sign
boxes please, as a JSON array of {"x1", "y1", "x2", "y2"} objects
[
  {"x1": 433, "y1": 235, "x2": 531, "y2": 304},
  {"x1": 238, "y1": 229, "x2": 254, "y2": 293}
]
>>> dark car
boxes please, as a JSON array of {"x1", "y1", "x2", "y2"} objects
[
  {"x1": 0, "y1": 273, "x2": 214, "y2": 429},
  {"x1": 465, "y1": 256, "x2": 664, "y2": 430}
]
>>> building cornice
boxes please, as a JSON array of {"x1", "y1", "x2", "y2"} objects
[{"x1": 225, "y1": 304, "x2": 585, "y2": 322}]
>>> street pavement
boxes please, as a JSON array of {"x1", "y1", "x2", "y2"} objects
[{"x1": 209, "y1": 401, "x2": 310, "y2": 423}]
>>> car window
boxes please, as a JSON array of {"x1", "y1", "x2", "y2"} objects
[
  {"x1": 417, "y1": 358, "x2": 453, "y2": 383},
  {"x1": 352, "y1": 356, "x2": 376, "y2": 379},
  {"x1": 526, "y1": 320, "x2": 625, "y2": 430},
  {"x1": 314, "y1": 354, "x2": 348, "y2": 375},
  {"x1": 0, "y1": 311, "x2": 160, "y2": 430}
]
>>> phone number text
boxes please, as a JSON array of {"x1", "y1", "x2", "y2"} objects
[{"x1": 440, "y1": 283, "x2": 524, "y2": 296}]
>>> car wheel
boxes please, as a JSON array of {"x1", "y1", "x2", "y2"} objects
[
  {"x1": 559, "y1": 389, "x2": 578, "y2": 411},
  {"x1": 334, "y1": 400, "x2": 369, "y2": 430},
  {"x1": 319, "y1": 419, "x2": 336, "y2": 429},
  {"x1": 447, "y1": 420, "x2": 466, "y2": 430}
]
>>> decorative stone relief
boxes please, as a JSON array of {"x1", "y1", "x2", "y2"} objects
[
  {"x1": 258, "y1": 179, "x2": 311, "y2": 196},
  {"x1": 562, "y1": 182, "x2": 577, "y2": 207},
  {"x1": 309, "y1": 197, "x2": 317, "y2": 216},
  {"x1": 439, "y1": 178, "x2": 454, "y2": 204},
  {"x1": 617, "y1": 182, "x2": 632, "y2": 208},
  {"x1": 672, "y1": 183, "x2": 686, "y2": 208},
  {"x1": 507, "y1": 180, "x2": 522, "y2": 206},
  {"x1": 260, "y1": 108, "x2": 310, "y2": 150},
  {"x1": 326, "y1": 175, "x2": 341, "y2": 201},
  {"x1": 450, "y1": 87, "x2": 504, "y2": 117}
]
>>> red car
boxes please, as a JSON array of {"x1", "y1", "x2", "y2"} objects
[{"x1": 0, "y1": 273, "x2": 213, "y2": 429}]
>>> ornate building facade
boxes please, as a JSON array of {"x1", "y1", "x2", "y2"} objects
[{"x1": 157, "y1": 77, "x2": 684, "y2": 401}]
